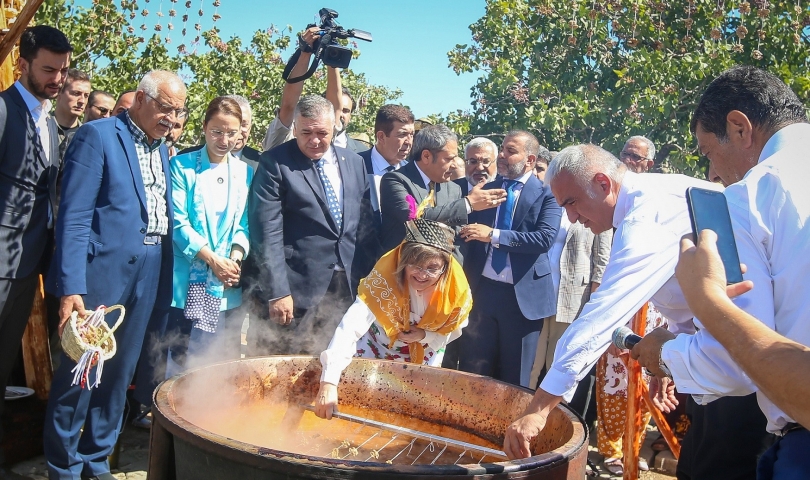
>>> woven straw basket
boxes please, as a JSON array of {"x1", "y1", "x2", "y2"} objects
[{"x1": 61, "y1": 305, "x2": 126, "y2": 363}]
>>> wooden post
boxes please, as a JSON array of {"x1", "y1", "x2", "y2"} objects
[
  {"x1": 0, "y1": 0, "x2": 46, "y2": 64},
  {"x1": 618, "y1": 349, "x2": 682, "y2": 460},
  {"x1": 623, "y1": 304, "x2": 648, "y2": 480},
  {"x1": 639, "y1": 379, "x2": 681, "y2": 458},
  {"x1": 20, "y1": 275, "x2": 52, "y2": 400}
]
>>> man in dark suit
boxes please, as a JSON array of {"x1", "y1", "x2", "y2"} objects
[
  {"x1": 43, "y1": 70, "x2": 186, "y2": 480},
  {"x1": 443, "y1": 136, "x2": 501, "y2": 369},
  {"x1": 0, "y1": 25, "x2": 71, "y2": 479},
  {"x1": 249, "y1": 95, "x2": 372, "y2": 356},
  {"x1": 379, "y1": 125, "x2": 506, "y2": 260},
  {"x1": 358, "y1": 105, "x2": 414, "y2": 218},
  {"x1": 458, "y1": 130, "x2": 562, "y2": 387}
]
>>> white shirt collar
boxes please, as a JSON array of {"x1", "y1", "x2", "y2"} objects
[
  {"x1": 503, "y1": 171, "x2": 534, "y2": 186},
  {"x1": 370, "y1": 146, "x2": 401, "y2": 175},
  {"x1": 320, "y1": 145, "x2": 338, "y2": 165},
  {"x1": 413, "y1": 161, "x2": 433, "y2": 188},
  {"x1": 333, "y1": 131, "x2": 348, "y2": 149},
  {"x1": 231, "y1": 148, "x2": 243, "y2": 159},
  {"x1": 14, "y1": 80, "x2": 51, "y2": 115},
  {"x1": 759, "y1": 123, "x2": 810, "y2": 163}
]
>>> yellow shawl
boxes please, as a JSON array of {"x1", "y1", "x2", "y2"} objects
[{"x1": 356, "y1": 243, "x2": 472, "y2": 364}]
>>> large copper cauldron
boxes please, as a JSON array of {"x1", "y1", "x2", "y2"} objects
[{"x1": 148, "y1": 356, "x2": 587, "y2": 479}]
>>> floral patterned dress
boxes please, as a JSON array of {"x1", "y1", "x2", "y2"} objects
[
  {"x1": 319, "y1": 287, "x2": 468, "y2": 385},
  {"x1": 596, "y1": 302, "x2": 666, "y2": 459}
]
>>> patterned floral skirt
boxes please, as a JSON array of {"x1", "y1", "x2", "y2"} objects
[{"x1": 354, "y1": 321, "x2": 444, "y2": 366}]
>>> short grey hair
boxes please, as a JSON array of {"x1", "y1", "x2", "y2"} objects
[
  {"x1": 464, "y1": 137, "x2": 497, "y2": 158},
  {"x1": 137, "y1": 70, "x2": 186, "y2": 98},
  {"x1": 546, "y1": 144, "x2": 625, "y2": 195},
  {"x1": 225, "y1": 94, "x2": 252, "y2": 121},
  {"x1": 409, "y1": 125, "x2": 458, "y2": 163},
  {"x1": 625, "y1": 135, "x2": 656, "y2": 160},
  {"x1": 294, "y1": 94, "x2": 334, "y2": 123}
]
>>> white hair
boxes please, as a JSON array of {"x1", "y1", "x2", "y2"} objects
[
  {"x1": 225, "y1": 94, "x2": 252, "y2": 122},
  {"x1": 546, "y1": 144, "x2": 625, "y2": 197},
  {"x1": 625, "y1": 135, "x2": 656, "y2": 160},
  {"x1": 464, "y1": 137, "x2": 497, "y2": 158},
  {"x1": 137, "y1": 70, "x2": 186, "y2": 97},
  {"x1": 294, "y1": 95, "x2": 334, "y2": 123}
]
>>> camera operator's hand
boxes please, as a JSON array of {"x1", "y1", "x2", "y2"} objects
[{"x1": 300, "y1": 26, "x2": 321, "y2": 51}]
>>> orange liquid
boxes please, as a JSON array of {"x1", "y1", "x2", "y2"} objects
[{"x1": 185, "y1": 402, "x2": 504, "y2": 465}]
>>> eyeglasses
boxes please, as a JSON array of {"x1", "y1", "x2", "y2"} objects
[
  {"x1": 466, "y1": 158, "x2": 494, "y2": 168},
  {"x1": 91, "y1": 105, "x2": 111, "y2": 116},
  {"x1": 145, "y1": 92, "x2": 188, "y2": 119},
  {"x1": 408, "y1": 264, "x2": 447, "y2": 278},
  {"x1": 619, "y1": 151, "x2": 650, "y2": 163},
  {"x1": 208, "y1": 128, "x2": 240, "y2": 140}
]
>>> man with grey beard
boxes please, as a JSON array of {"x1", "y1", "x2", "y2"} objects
[
  {"x1": 455, "y1": 136, "x2": 499, "y2": 195},
  {"x1": 458, "y1": 130, "x2": 562, "y2": 387}
]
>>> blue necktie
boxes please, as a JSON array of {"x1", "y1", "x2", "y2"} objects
[
  {"x1": 491, "y1": 180, "x2": 519, "y2": 274},
  {"x1": 315, "y1": 159, "x2": 342, "y2": 231}
]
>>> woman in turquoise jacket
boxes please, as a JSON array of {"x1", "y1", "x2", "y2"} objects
[{"x1": 170, "y1": 96, "x2": 254, "y2": 368}]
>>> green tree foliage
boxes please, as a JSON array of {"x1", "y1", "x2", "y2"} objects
[
  {"x1": 449, "y1": 0, "x2": 810, "y2": 174},
  {"x1": 36, "y1": 0, "x2": 401, "y2": 149}
]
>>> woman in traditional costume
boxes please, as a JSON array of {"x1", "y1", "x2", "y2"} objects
[{"x1": 314, "y1": 214, "x2": 472, "y2": 419}]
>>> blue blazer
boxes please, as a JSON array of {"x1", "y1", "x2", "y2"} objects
[
  {"x1": 249, "y1": 139, "x2": 373, "y2": 310},
  {"x1": 170, "y1": 148, "x2": 253, "y2": 310},
  {"x1": 464, "y1": 175, "x2": 562, "y2": 320},
  {"x1": 47, "y1": 113, "x2": 174, "y2": 310}
]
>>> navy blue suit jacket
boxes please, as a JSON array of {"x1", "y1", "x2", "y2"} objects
[
  {"x1": 464, "y1": 175, "x2": 562, "y2": 320},
  {"x1": 249, "y1": 139, "x2": 373, "y2": 310},
  {"x1": 47, "y1": 113, "x2": 174, "y2": 309},
  {"x1": 0, "y1": 86, "x2": 61, "y2": 279}
]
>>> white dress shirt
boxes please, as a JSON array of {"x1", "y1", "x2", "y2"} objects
[
  {"x1": 540, "y1": 171, "x2": 721, "y2": 400},
  {"x1": 482, "y1": 171, "x2": 535, "y2": 284},
  {"x1": 15, "y1": 81, "x2": 52, "y2": 163},
  {"x1": 661, "y1": 122, "x2": 810, "y2": 433},
  {"x1": 368, "y1": 146, "x2": 405, "y2": 212},
  {"x1": 318, "y1": 145, "x2": 343, "y2": 212}
]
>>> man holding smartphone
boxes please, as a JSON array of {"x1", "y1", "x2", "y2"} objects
[{"x1": 632, "y1": 66, "x2": 810, "y2": 479}]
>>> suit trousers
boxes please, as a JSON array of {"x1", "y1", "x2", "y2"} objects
[
  {"x1": 0, "y1": 273, "x2": 39, "y2": 456},
  {"x1": 249, "y1": 271, "x2": 353, "y2": 357},
  {"x1": 757, "y1": 427, "x2": 810, "y2": 480},
  {"x1": 676, "y1": 394, "x2": 773, "y2": 480},
  {"x1": 458, "y1": 277, "x2": 543, "y2": 387},
  {"x1": 529, "y1": 316, "x2": 570, "y2": 389},
  {"x1": 44, "y1": 242, "x2": 163, "y2": 479}
]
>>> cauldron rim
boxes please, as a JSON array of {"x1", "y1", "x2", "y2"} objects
[{"x1": 152, "y1": 356, "x2": 588, "y2": 475}]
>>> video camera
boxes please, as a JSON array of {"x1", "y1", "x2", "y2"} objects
[{"x1": 282, "y1": 8, "x2": 373, "y2": 83}]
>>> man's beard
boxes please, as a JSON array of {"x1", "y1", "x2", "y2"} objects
[
  {"x1": 504, "y1": 159, "x2": 527, "y2": 179},
  {"x1": 27, "y1": 70, "x2": 61, "y2": 100}
]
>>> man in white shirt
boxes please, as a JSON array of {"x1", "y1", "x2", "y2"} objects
[
  {"x1": 631, "y1": 66, "x2": 810, "y2": 479},
  {"x1": 501, "y1": 144, "x2": 733, "y2": 459}
]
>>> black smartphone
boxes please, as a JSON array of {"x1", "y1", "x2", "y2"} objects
[{"x1": 685, "y1": 187, "x2": 745, "y2": 284}]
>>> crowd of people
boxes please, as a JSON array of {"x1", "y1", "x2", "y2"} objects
[{"x1": 0, "y1": 23, "x2": 808, "y2": 480}]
